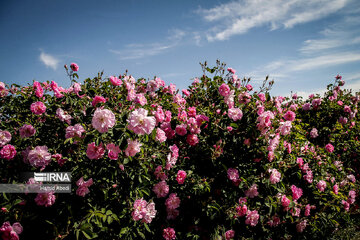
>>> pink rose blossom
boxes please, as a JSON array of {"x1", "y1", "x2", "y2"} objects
[
  {"x1": 155, "y1": 128, "x2": 167, "y2": 143},
  {"x1": 124, "y1": 139, "x2": 142, "y2": 157},
  {"x1": 65, "y1": 124, "x2": 85, "y2": 139},
  {"x1": 127, "y1": 108, "x2": 156, "y2": 135},
  {"x1": 245, "y1": 210, "x2": 259, "y2": 226},
  {"x1": 296, "y1": 220, "x2": 307, "y2": 233},
  {"x1": 27, "y1": 146, "x2": 51, "y2": 168},
  {"x1": 175, "y1": 124, "x2": 187, "y2": 136},
  {"x1": 317, "y1": 180, "x2": 327, "y2": 192},
  {"x1": 0, "y1": 130, "x2": 11, "y2": 147},
  {"x1": 165, "y1": 193, "x2": 180, "y2": 210},
  {"x1": 92, "y1": 108, "x2": 116, "y2": 133},
  {"x1": 70, "y1": 63, "x2": 79, "y2": 71},
  {"x1": 236, "y1": 204, "x2": 248, "y2": 217},
  {"x1": 269, "y1": 169, "x2": 281, "y2": 184},
  {"x1": 291, "y1": 185, "x2": 303, "y2": 201},
  {"x1": 0, "y1": 144, "x2": 16, "y2": 160},
  {"x1": 325, "y1": 143, "x2": 334, "y2": 153},
  {"x1": 30, "y1": 101, "x2": 46, "y2": 115},
  {"x1": 92, "y1": 95, "x2": 106, "y2": 107},
  {"x1": 245, "y1": 184, "x2": 259, "y2": 198},
  {"x1": 132, "y1": 198, "x2": 157, "y2": 224},
  {"x1": 35, "y1": 191, "x2": 56, "y2": 207},
  {"x1": 333, "y1": 184, "x2": 339, "y2": 194},
  {"x1": 86, "y1": 142, "x2": 105, "y2": 160},
  {"x1": 19, "y1": 124, "x2": 36, "y2": 138},
  {"x1": 76, "y1": 177, "x2": 93, "y2": 197},
  {"x1": 219, "y1": 83, "x2": 231, "y2": 97},
  {"x1": 176, "y1": 170, "x2": 187, "y2": 184},
  {"x1": 163, "y1": 227, "x2": 176, "y2": 240},
  {"x1": 56, "y1": 108, "x2": 73, "y2": 123},
  {"x1": 227, "y1": 108, "x2": 243, "y2": 121},
  {"x1": 153, "y1": 181, "x2": 169, "y2": 198},
  {"x1": 310, "y1": 128, "x2": 318, "y2": 138},
  {"x1": 225, "y1": 230, "x2": 235, "y2": 240},
  {"x1": 186, "y1": 134, "x2": 199, "y2": 146},
  {"x1": 278, "y1": 121, "x2": 292, "y2": 135},
  {"x1": 109, "y1": 76, "x2": 122, "y2": 86},
  {"x1": 106, "y1": 143, "x2": 121, "y2": 160},
  {"x1": 281, "y1": 195, "x2": 291, "y2": 208},
  {"x1": 0, "y1": 221, "x2": 23, "y2": 240},
  {"x1": 283, "y1": 110, "x2": 296, "y2": 121},
  {"x1": 227, "y1": 168, "x2": 239, "y2": 182}
]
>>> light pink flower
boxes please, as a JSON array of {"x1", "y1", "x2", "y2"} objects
[
  {"x1": 269, "y1": 169, "x2": 281, "y2": 184},
  {"x1": 153, "y1": 181, "x2": 169, "y2": 198},
  {"x1": 165, "y1": 193, "x2": 180, "y2": 210},
  {"x1": 65, "y1": 124, "x2": 85, "y2": 139},
  {"x1": 92, "y1": 108, "x2": 116, "y2": 133},
  {"x1": 245, "y1": 184, "x2": 259, "y2": 198},
  {"x1": 155, "y1": 128, "x2": 167, "y2": 143},
  {"x1": 127, "y1": 108, "x2": 156, "y2": 135},
  {"x1": 70, "y1": 63, "x2": 79, "y2": 71},
  {"x1": 317, "y1": 180, "x2": 327, "y2": 192},
  {"x1": 124, "y1": 139, "x2": 142, "y2": 157},
  {"x1": 227, "y1": 168, "x2": 239, "y2": 182},
  {"x1": 245, "y1": 210, "x2": 259, "y2": 226},
  {"x1": 0, "y1": 130, "x2": 11, "y2": 147},
  {"x1": 27, "y1": 146, "x2": 51, "y2": 168},
  {"x1": 163, "y1": 227, "x2": 176, "y2": 240},
  {"x1": 30, "y1": 101, "x2": 46, "y2": 115},
  {"x1": 86, "y1": 142, "x2": 105, "y2": 160},
  {"x1": 56, "y1": 108, "x2": 73, "y2": 123},
  {"x1": 333, "y1": 184, "x2": 339, "y2": 194},
  {"x1": 291, "y1": 185, "x2": 303, "y2": 201},
  {"x1": 132, "y1": 198, "x2": 157, "y2": 224},
  {"x1": 76, "y1": 177, "x2": 93, "y2": 197},
  {"x1": 176, "y1": 170, "x2": 187, "y2": 184},
  {"x1": 278, "y1": 121, "x2": 292, "y2": 135},
  {"x1": 342, "y1": 200, "x2": 350, "y2": 211},
  {"x1": 35, "y1": 191, "x2": 56, "y2": 207},
  {"x1": 19, "y1": 125, "x2": 36, "y2": 138},
  {"x1": 310, "y1": 128, "x2": 318, "y2": 138},
  {"x1": 0, "y1": 144, "x2": 16, "y2": 160},
  {"x1": 227, "y1": 108, "x2": 243, "y2": 121}
]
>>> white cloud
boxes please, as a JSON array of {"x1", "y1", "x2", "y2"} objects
[
  {"x1": 198, "y1": 0, "x2": 349, "y2": 41},
  {"x1": 110, "y1": 29, "x2": 187, "y2": 60},
  {"x1": 39, "y1": 51, "x2": 60, "y2": 70}
]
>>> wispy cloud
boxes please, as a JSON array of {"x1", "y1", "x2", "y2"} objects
[
  {"x1": 39, "y1": 51, "x2": 60, "y2": 70},
  {"x1": 198, "y1": 0, "x2": 349, "y2": 41},
  {"x1": 300, "y1": 16, "x2": 360, "y2": 54},
  {"x1": 110, "y1": 29, "x2": 187, "y2": 60}
]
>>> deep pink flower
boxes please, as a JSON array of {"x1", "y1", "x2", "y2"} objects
[
  {"x1": 186, "y1": 134, "x2": 199, "y2": 146},
  {"x1": 124, "y1": 139, "x2": 142, "y2": 157},
  {"x1": 127, "y1": 108, "x2": 156, "y2": 135},
  {"x1": 325, "y1": 143, "x2": 334, "y2": 153},
  {"x1": 0, "y1": 144, "x2": 16, "y2": 160},
  {"x1": 86, "y1": 142, "x2": 105, "y2": 160},
  {"x1": 236, "y1": 204, "x2": 248, "y2": 217},
  {"x1": 153, "y1": 181, "x2": 169, "y2": 198},
  {"x1": 163, "y1": 227, "x2": 176, "y2": 240},
  {"x1": 30, "y1": 101, "x2": 46, "y2": 115},
  {"x1": 106, "y1": 143, "x2": 121, "y2": 160},
  {"x1": 35, "y1": 191, "x2": 56, "y2": 207},
  {"x1": 283, "y1": 110, "x2": 296, "y2": 121},
  {"x1": 92, "y1": 96, "x2": 106, "y2": 107},
  {"x1": 176, "y1": 170, "x2": 187, "y2": 184},
  {"x1": 219, "y1": 83, "x2": 231, "y2": 97},
  {"x1": 225, "y1": 230, "x2": 235, "y2": 240},
  {"x1": 92, "y1": 108, "x2": 116, "y2": 133},
  {"x1": 109, "y1": 76, "x2": 122, "y2": 86},
  {"x1": 0, "y1": 221, "x2": 23, "y2": 240},
  {"x1": 281, "y1": 195, "x2": 291, "y2": 208},
  {"x1": 76, "y1": 177, "x2": 93, "y2": 197},
  {"x1": 227, "y1": 168, "x2": 239, "y2": 182},
  {"x1": 70, "y1": 63, "x2": 79, "y2": 71},
  {"x1": 0, "y1": 130, "x2": 11, "y2": 147},
  {"x1": 175, "y1": 124, "x2": 187, "y2": 136}
]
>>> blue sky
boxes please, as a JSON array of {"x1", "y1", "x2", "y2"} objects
[{"x1": 1, "y1": 0, "x2": 360, "y2": 97}]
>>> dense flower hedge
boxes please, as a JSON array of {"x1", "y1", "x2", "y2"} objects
[{"x1": 0, "y1": 61, "x2": 359, "y2": 239}]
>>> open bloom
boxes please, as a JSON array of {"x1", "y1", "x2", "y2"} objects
[
  {"x1": 124, "y1": 139, "x2": 142, "y2": 157},
  {"x1": 163, "y1": 227, "x2": 176, "y2": 240},
  {"x1": 86, "y1": 142, "x2": 105, "y2": 160},
  {"x1": 19, "y1": 124, "x2": 36, "y2": 138},
  {"x1": 30, "y1": 101, "x2": 46, "y2": 115},
  {"x1": 153, "y1": 181, "x2": 169, "y2": 198},
  {"x1": 245, "y1": 210, "x2": 259, "y2": 226},
  {"x1": 131, "y1": 198, "x2": 157, "y2": 224},
  {"x1": 0, "y1": 221, "x2": 23, "y2": 240},
  {"x1": 0, "y1": 144, "x2": 16, "y2": 160},
  {"x1": 127, "y1": 108, "x2": 156, "y2": 135},
  {"x1": 35, "y1": 191, "x2": 56, "y2": 207},
  {"x1": 27, "y1": 146, "x2": 51, "y2": 168},
  {"x1": 76, "y1": 177, "x2": 93, "y2": 197},
  {"x1": 92, "y1": 108, "x2": 116, "y2": 133},
  {"x1": 228, "y1": 108, "x2": 243, "y2": 121},
  {"x1": 0, "y1": 130, "x2": 11, "y2": 147}
]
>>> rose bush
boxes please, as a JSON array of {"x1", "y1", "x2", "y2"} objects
[{"x1": 0, "y1": 61, "x2": 359, "y2": 239}]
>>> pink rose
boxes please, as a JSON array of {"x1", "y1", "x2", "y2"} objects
[
  {"x1": 70, "y1": 63, "x2": 79, "y2": 71},
  {"x1": 0, "y1": 144, "x2": 16, "y2": 160},
  {"x1": 124, "y1": 139, "x2": 142, "y2": 157},
  {"x1": 176, "y1": 170, "x2": 187, "y2": 184},
  {"x1": 30, "y1": 101, "x2": 46, "y2": 115},
  {"x1": 86, "y1": 142, "x2": 105, "y2": 160}
]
